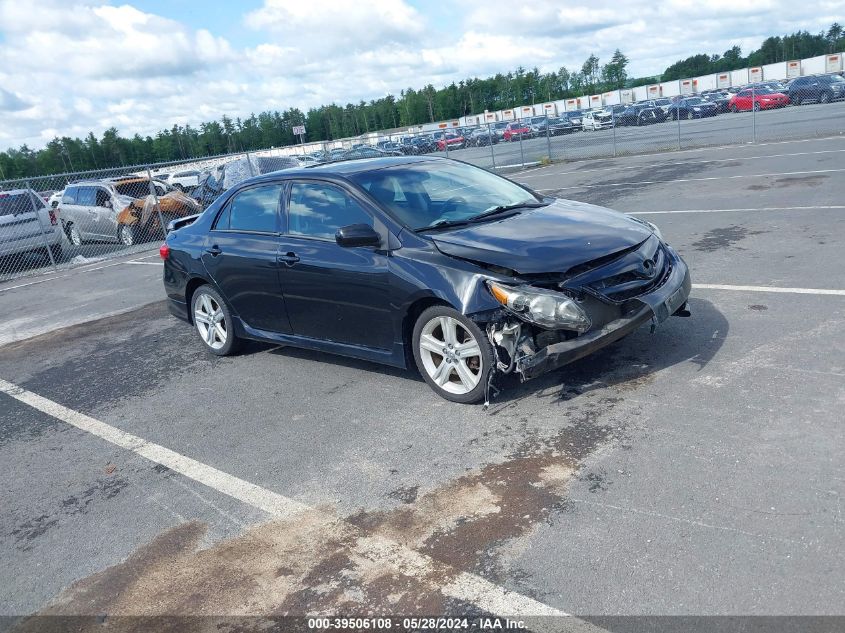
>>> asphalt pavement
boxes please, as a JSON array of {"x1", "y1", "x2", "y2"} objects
[{"x1": 1, "y1": 133, "x2": 843, "y2": 631}]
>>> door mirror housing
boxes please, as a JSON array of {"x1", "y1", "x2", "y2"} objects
[{"x1": 336, "y1": 223, "x2": 380, "y2": 248}]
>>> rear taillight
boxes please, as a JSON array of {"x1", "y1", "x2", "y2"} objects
[
  {"x1": 159, "y1": 243, "x2": 170, "y2": 260},
  {"x1": 48, "y1": 209, "x2": 58, "y2": 226}
]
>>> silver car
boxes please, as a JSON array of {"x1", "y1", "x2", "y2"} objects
[
  {"x1": 59, "y1": 182, "x2": 134, "y2": 245},
  {"x1": 0, "y1": 189, "x2": 64, "y2": 261}
]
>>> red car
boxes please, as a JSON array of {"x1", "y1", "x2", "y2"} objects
[
  {"x1": 503, "y1": 121, "x2": 533, "y2": 142},
  {"x1": 436, "y1": 133, "x2": 465, "y2": 151},
  {"x1": 729, "y1": 87, "x2": 790, "y2": 112}
]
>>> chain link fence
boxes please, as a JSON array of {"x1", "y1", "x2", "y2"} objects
[{"x1": 2, "y1": 92, "x2": 843, "y2": 283}]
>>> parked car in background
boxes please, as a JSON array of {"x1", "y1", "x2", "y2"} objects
[
  {"x1": 729, "y1": 87, "x2": 790, "y2": 112},
  {"x1": 617, "y1": 104, "x2": 666, "y2": 126},
  {"x1": 376, "y1": 141, "x2": 410, "y2": 155},
  {"x1": 436, "y1": 133, "x2": 466, "y2": 151},
  {"x1": 503, "y1": 121, "x2": 533, "y2": 141},
  {"x1": 562, "y1": 110, "x2": 584, "y2": 127},
  {"x1": 162, "y1": 156, "x2": 690, "y2": 404},
  {"x1": 404, "y1": 137, "x2": 435, "y2": 154},
  {"x1": 343, "y1": 146, "x2": 403, "y2": 160},
  {"x1": 700, "y1": 90, "x2": 732, "y2": 112},
  {"x1": 788, "y1": 74, "x2": 845, "y2": 105},
  {"x1": 60, "y1": 177, "x2": 201, "y2": 246},
  {"x1": 645, "y1": 98, "x2": 673, "y2": 116},
  {"x1": 491, "y1": 120, "x2": 510, "y2": 141},
  {"x1": 581, "y1": 110, "x2": 613, "y2": 130},
  {"x1": 167, "y1": 170, "x2": 201, "y2": 191},
  {"x1": 668, "y1": 97, "x2": 718, "y2": 119},
  {"x1": 0, "y1": 188, "x2": 63, "y2": 262},
  {"x1": 466, "y1": 127, "x2": 498, "y2": 147},
  {"x1": 547, "y1": 116, "x2": 578, "y2": 135}
]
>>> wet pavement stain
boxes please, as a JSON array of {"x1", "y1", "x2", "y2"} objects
[
  {"x1": 386, "y1": 485, "x2": 419, "y2": 504},
  {"x1": 746, "y1": 174, "x2": 828, "y2": 191},
  {"x1": 691, "y1": 225, "x2": 767, "y2": 252}
]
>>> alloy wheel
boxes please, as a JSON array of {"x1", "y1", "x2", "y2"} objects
[
  {"x1": 119, "y1": 224, "x2": 135, "y2": 246},
  {"x1": 418, "y1": 316, "x2": 483, "y2": 396},
  {"x1": 194, "y1": 292, "x2": 228, "y2": 351}
]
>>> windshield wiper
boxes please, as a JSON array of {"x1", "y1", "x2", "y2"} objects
[
  {"x1": 468, "y1": 201, "x2": 546, "y2": 222},
  {"x1": 414, "y1": 218, "x2": 473, "y2": 232}
]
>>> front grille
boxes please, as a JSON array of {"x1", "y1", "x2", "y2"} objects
[{"x1": 557, "y1": 235, "x2": 671, "y2": 305}]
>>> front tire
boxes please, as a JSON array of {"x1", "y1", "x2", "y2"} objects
[
  {"x1": 820, "y1": 91, "x2": 832, "y2": 104},
  {"x1": 118, "y1": 224, "x2": 136, "y2": 246},
  {"x1": 412, "y1": 305, "x2": 494, "y2": 404},
  {"x1": 191, "y1": 285, "x2": 240, "y2": 356}
]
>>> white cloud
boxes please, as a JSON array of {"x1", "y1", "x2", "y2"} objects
[
  {"x1": 0, "y1": 0, "x2": 840, "y2": 151},
  {"x1": 244, "y1": 0, "x2": 425, "y2": 53}
]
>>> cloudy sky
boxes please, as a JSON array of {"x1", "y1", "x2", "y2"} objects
[{"x1": 0, "y1": 0, "x2": 840, "y2": 150}]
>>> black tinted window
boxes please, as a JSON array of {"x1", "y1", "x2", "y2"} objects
[
  {"x1": 0, "y1": 192, "x2": 41, "y2": 216},
  {"x1": 220, "y1": 184, "x2": 282, "y2": 233},
  {"x1": 77, "y1": 187, "x2": 97, "y2": 206},
  {"x1": 95, "y1": 189, "x2": 111, "y2": 206},
  {"x1": 288, "y1": 182, "x2": 371, "y2": 240}
]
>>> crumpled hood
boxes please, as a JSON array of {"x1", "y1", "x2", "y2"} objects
[{"x1": 431, "y1": 198, "x2": 653, "y2": 274}]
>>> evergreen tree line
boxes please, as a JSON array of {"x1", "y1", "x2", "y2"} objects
[{"x1": 1, "y1": 23, "x2": 842, "y2": 181}]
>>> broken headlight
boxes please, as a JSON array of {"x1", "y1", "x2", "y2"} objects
[{"x1": 487, "y1": 281, "x2": 591, "y2": 333}]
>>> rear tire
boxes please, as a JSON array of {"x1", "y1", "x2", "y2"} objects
[
  {"x1": 753, "y1": 102, "x2": 761, "y2": 112},
  {"x1": 412, "y1": 305, "x2": 494, "y2": 404},
  {"x1": 191, "y1": 284, "x2": 241, "y2": 356},
  {"x1": 730, "y1": 105, "x2": 738, "y2": 113}
]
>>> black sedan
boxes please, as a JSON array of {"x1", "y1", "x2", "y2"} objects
[
  {"x1": 547, "y1": 116, "x2": 578, "y2": 135},
  {"x1": 668, "y1": 97, "x2": 719, "y2": 119},
  {"x1": 162, "y1": 157, "x2": 691, "y2": 403},
  {"x1": 616, "y1": 104, "x2": 666, "y2": 126}
]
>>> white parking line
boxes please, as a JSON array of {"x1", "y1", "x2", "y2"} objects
[
  {"x1": 0, "y1": 378, "x2": 569, "y2": 622},
  {"x1": 519, "y1": 149, "x2": 845, "y2": 179},
  {"x1": 535, "y1": 167, "x2": 845, "y2": 191},
  {"x1": 123, "y1": 261, "x2": 163, "y2": 266},
  {"x1": 515, "y1": 134, "x2": 845, "y2": 176},
  {"x1": 693, "y1": 284, "x2": 845, "y2": 296},
  {"x1": 629, "y1": 206, "x2": 845, "y2": 215}
]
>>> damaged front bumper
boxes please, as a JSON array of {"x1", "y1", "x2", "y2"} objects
[{"x1": 516, "y1": 249, "x2": 691, "y2": 380}]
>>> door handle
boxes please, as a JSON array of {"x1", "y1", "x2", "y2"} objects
[
  {"x1": 206, "y1": 245, "x2": 222, "y2": 256},
  {"x1": 277, "y1": 252, "x2": 300, "y2": 266}
]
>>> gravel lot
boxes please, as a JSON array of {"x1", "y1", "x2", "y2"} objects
[{"x1": 1, "y1": 134, "x2": 843, "y2": 631}]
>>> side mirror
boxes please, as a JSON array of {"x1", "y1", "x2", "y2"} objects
[{"x1": 336, "y1": 223, "x2": 380, "y2": 248}]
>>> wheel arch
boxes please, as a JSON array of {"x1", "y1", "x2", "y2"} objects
[
  {"x1": 401, "y1": 295, "x2": 452, "y2": 351},
  {"x1": 185, "y1": 275, "x2": 214, "y2": 324}
]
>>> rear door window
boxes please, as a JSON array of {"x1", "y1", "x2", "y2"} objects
[{"x1": 63, "y1": 186, "x2": 78, "y2": 204}]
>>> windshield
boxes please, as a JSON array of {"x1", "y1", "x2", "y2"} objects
[
  {"x1": 114, "y1": 181, "x2": 150, "y2": 198},
  {"x1": 0, "y1": 192, "x2": 43, "y2": 216},
  {"x1": 685, "y1": 98, "x2": 704, "y2": 105},
  {"x1": 825, "y1": 75, "x2": 845, "y2": 83},
  {"x1": 350, "y1": 160, "x2": 543, "y2": 231}
]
